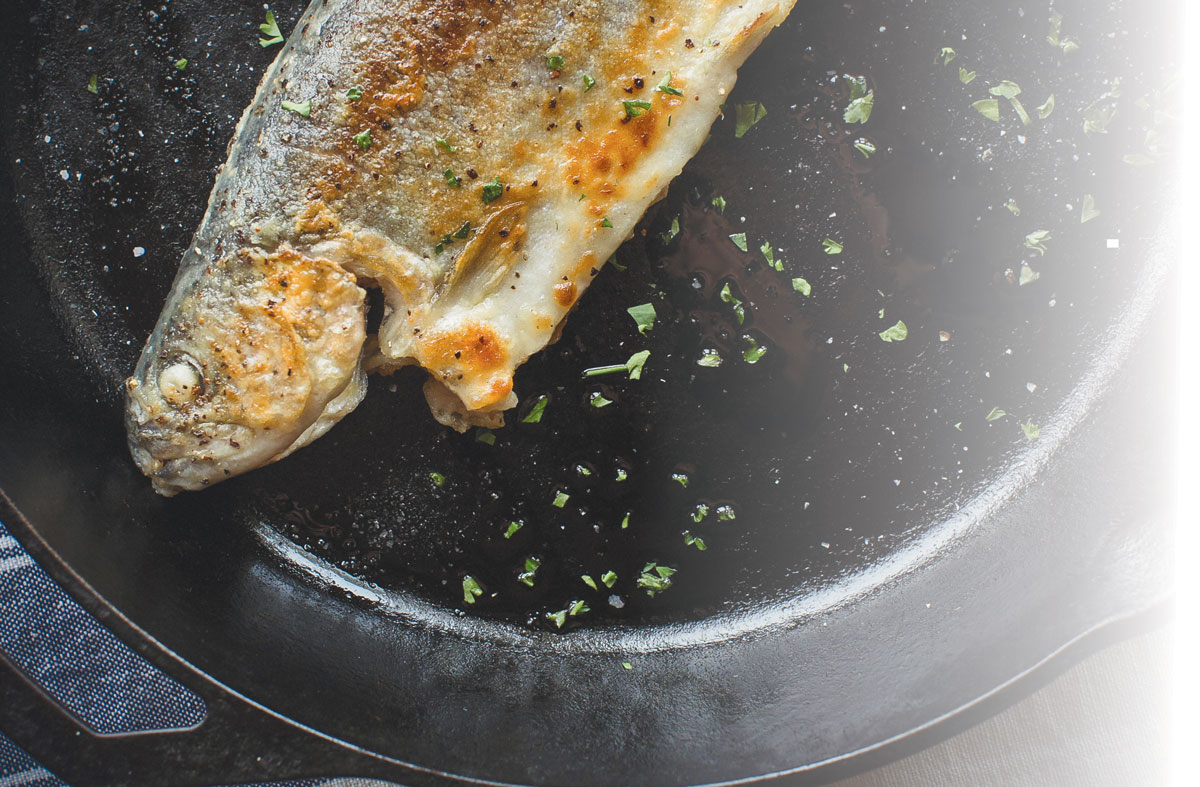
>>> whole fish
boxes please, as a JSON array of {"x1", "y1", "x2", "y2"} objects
[{"x1": 126, "y1": 0, "x2": 797, "y2": 495}]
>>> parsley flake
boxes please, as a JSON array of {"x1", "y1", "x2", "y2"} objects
[
  {"x1": 879, "y1": 320, "x2": 908, "y2": 342},
  {"x1": 601, "y1": 570, "x2": 618, "y2": 588},
  {"x1": 600, "y1": 217, "x2": 613, "y2": 228},
  {"x1": 985, "y1": 407, "x2": 1006, "y2": 422},
  {"x1": 697, "y1": 349, "x2": 723, "y2": 368},
  {"x1": 259, "y1": 10, "x2": 285, "y2": 48},
  {"x1": 281, "y1": 99, "x2": 311, "y2": 117},
  {"x1": 545, "y1": 54, "x2": 565, "y2": 71},
  {"x1": 743, "y1": 336, "x2": 767, "y2": 364},
  {"x1": 504, "y1": 520, "x2": 524, "y2": 539},
  {"x1": 518, "y1": 557, "x2": 541, "y2": 587},
  {"x1": 692, "y1": 503, "x2": 710, "y2": 523},
  {"x1": 719, "y1": 282, "x2": 746, "y2": 324},
  {"x1": 589, "y1": 392, "x2": 613, "y2": 408},
  {"x1": 760, "y1": 241, "x2": 782, "y2": 271},
  {"x1": 443, "y1": 169, "x2": 462, "y2": 187},
  {"x1": 552, "y1": 491, "x2": 570, "y2": 508},
  {"x1": 1024, "y1": 230, "x2": 1051, "y2": 255},
  {"x1": 716, "y1": 505, "x2": 737, "y2": 522},
  {"x1": 1004, "y1": 199, "x2": 1021, "y2": 216},
  {"x1": 734, "y1": 102, "x2": 768, "y2": 137},
  {"x1": 792, "y1": 277, "x2": 812, "y2": 296},
  {"x1": 522, "y1": 394, "x2": 549, "y2": 423},
  {"x1": 582, "y1": 350, "x2": 651, "y2": 380},
  {"x1": 582, "y1": 575, "x2": 598, "y2": 590},
  {"x1": 435, "y1": 138, "x2": 457, "y2": 153},
  {"x1": 353, "y1": 129, "x2": 372, "y2": 150},
  {"x1": 583, "y1": 74, "x2": 596, "y2": 92},
  {"x1": 430, "y1": 471, "x2": 446, "y2": 487},
  {"x1": 174, "y1": 58, "x2": 188, "y2": 71},
  {"x1": 621, "y1": 511, "x2": 631, "y2": 529},
  {"x1": 1021, "y1": 421, "x2": 1041, "y2": 441},
  {"x1": 657, "y1": 72, "x2": 683, "y2": 96},
  {"x1": 959, "y1": 68, "x2": 976, "y2": 85},
  {"x1": 475, "y1": 429, "x2": 496, "y2": 446},
  {"x1": 622, "y1": 661, "x2": 633, "y2": 670},
  {"x1": 637, "y1": 563, "x2": 676, "y2": 596},
  {"x1": 660, "y1": 215, "x2": 681, "y2": 244},
  {"x1": 86, "y1": 74, "x2": 98, "y2": 94},
  {"x1": 462, "y1": 575, "x2": 483, "y2": 604},
  {"x1": 1019, "y1": 264, "x2": 1040, "y2": 286},
  {"x1": 854, "y1": 138, "x2": 877, "y2": 158},
  {"x1": 683, "y1": 531, "x2": 708, "y2": 550},
  {"x1": 843, "y1": 76, "x2": 874, "y2": 124},
  {"x1": 627, "y1": 303, "x2": 657, "y2": 334},
  {"x1": 729, "y1": 232, "x2": 749, "y2": 252},
  {"x1": 823, "y1": 238, "x2": 844, "y2": 255},
  {"x1": 1082, "y1": 96, "x2": 1118, "y2": 135},
  {"x1": 346, "y1": 87, "x2": 363, "y2": 101},
  {"x1": 623, "y1": 100, "x2": 652, "y2": 118},
  {"x1": 569, "y1": 599, "x2": 589, "y2": 616},
  {"x1": 972, "y1": 98, "x2": 1000, "y2": 122},
  {"x1": 671, "y1": 472, "x2": 689, "y2": 488},
  {"x1": 712, "y1": 195, "x2": 726, "y2": 213},
  {"x1": 547, "y1": 610, "x2": 568, "y2": 628},
  {"x1": 939, "y1": 47, "x2": 957, "y2": 66},
  {"x1": 1081, "y1": 194, "x2": 1100, "y2": 224},
  {"x1": 1046, "y1": 11, "x2": 1079, "y2": 54},
  {"x1": 1036, "y1": 94, "x2": 1055, "y2": 119},
  {"x1": 481, "y1": 177, "x2": 504, "y2": 203}
]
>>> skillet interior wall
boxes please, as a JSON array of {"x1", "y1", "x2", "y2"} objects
[{"x1": 0, "y1": 0, "x2": 1178, "y2": 630}]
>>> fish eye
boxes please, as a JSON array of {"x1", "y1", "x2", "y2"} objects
[{"x1": 158, "y1": 361, "x2": 202, "y2": 405}]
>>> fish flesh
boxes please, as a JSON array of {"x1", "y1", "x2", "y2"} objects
[{"x1": 125, "y1": 0, "x2": 797, "y2": 495}]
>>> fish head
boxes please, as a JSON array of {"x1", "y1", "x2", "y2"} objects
[{"x1": 125, "y1": 247, "x2": 367, "y2": 495}]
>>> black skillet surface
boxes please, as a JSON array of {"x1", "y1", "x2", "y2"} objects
[{"x1": 0, "y1": 0, "x2": 1178, "y2": 784}]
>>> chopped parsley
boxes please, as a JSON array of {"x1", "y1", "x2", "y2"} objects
[
  {"x1": 959, "y1": 68, "x2": 976, "y2": 85},
  {"x1": 589, "y1": 391, "x2": 613, "y2": 408},
  {"x1": 481, "y1": 177, "x2": 504, "y2": 203},
  {"x1": 711, "y1": 195, "x2": 726, "y2": 213},
  {"x1": 353, "y1": 129, "x2": 372, "y2": 150},
  {"x1": 1081, "y1": 194, "x2": 1100, "y2": 224},
  {"x1": 1024, "y1": 230, "x2": 1051, "y2": 255},
  {"x1": 683, "y1": 531, "x2": 708, "y2": 550},
  {"x1": 729, "y1": 232, "x2": 749, "y2": 252},
  {"x1": 174, "y1": 58, "x2": 188, "y2": 71},
  {"x1": 600, "y1": 217, "x2": 613, "y2": 228},
  {"x1": 518, "y1": 556, "x2": 541, "y2": 587},
  {"x1": 583, "y1": 74, "x2": 596, "y2": 92},
  {"x1": 86, "y1": 74, "x2": 98, "y2": 94},
  {"x1": 582, "y1": 574, "x2": 598, "y2": 590},
  {"x1": 601, "y1": 570, "x2": 618, "y2": 588},
  {"x1": 432, "y1": 221, "x2": 471, "y2": 253},
  {"x1": 636, "y1": 563, "x2": 676, "y2": 596},
  {"x1": 622, "y1": 661, "x2": 633, "y2": 670},
  {"x1": 1082, "y1": 95, "x2": 1118, "y2": 135},
  {"x1": 734, "y1": 102, "x2": 768, "y2": 138},
  {"x1": 988, "y1": 81, "x2": 1031, "y2": 126},
  {"x1": 760, "y1": 241, "x2": 782, "y2": 271},
  {"x1": 462, "y1": 575, "x2": 483, "y2": 604},
  {"x1": 1019, "y1": 264, "x2": 1040, "y2": 286},
  {"x1": 443, "y1": 169, "x2": 462, "y2": 187},
  {"x1": 792, "y1": 277, "x2": 812, "y2": 296},
  {"x1": 1036, "y1": 94, "x2": 1055, "y2": 119},
  {"x1": 547, "y1": 610, "x2": 568, "y2": 628},
  {"x1": 1046, "y1": 11, "x2": 1079, "y2": 54},
  {"x1": 878, "y1": 320, "x2": 908, "y2": 342},
  {"x1": 504, "y1": 520, "x2": 524, "y2": 539},
  {"x1": 435, "y1": 138, "x2": 457, "y2": 153},
  {"x1": 822, "y1": 238, "x2": 844, "y2": 255},
  {"x1": 582, "y1": 350, "x2": 650, "y2": 380},
  {"x1": 939, "y1": 47, "x2": 957, "y2": 66},
  {"x1": 656, "y1": 72, "x2": 684, "y2": 96},
  {"x1": 954, "y1": 422, "x2": 963, "y2": 431},
  {"x1": 742, "y1": 335, "x2": 767, "y2": 364},
  {"x1": 972, "y1": 98, "x2": 1000, "y2": 122},
  {"x1": 259, "y1": 9, "x2": 285, "y2": 48},
  {"x1": 671, "y1": 472, "x2": 689, "y2": 488},
  {"x1": 430, "y1": 471, "x2": 446, "y2": 487},
  {"x1": 346, "y1": 87, "x2": 363, "y2": 101},
  {"x1": 660, "y1": 215, "x2": 681, "y2": 244},
  {"x1": 854, "y1": 138, "x2": 877, "y2": 158},
  {"x1": 552, "y1": 490, "x2": 570, "y2": 508},
  {"x1": 569, "y1": 599, "x2": 589, "y2": 616},
  {"x1": 623, "y1": 100, "x2": 652, "y2": 118},
  {"x1": 545, "y1": 54, "x2": 565, "y2": 70},
  {"x1": 522, "y1": 394, "x2": 549, "y2": 423},
  {"x1": 1021, "y1": 421, "x2": 1041, "y2": 441},
  {"x1": 716, "y1": 505, "x2": 736, "y2": 522},
  {"x1": 692, "y1": 503, "x2": 710, "y2": 523},
  {"x1": 281, "y1": 99, "x2": 311, "y2": 117},
  {"x1": 1004, "y1": 199, "x2": 1021, "y2": 216},
  {"x1": 1123, "y1": 153, "x2": 1155, "y2": 166},
  {"x1": 475, "y1": 429, "x2": 496, "y2": 445},
  {"x1": 985, "y1": 407, "x2": 1006, "y2": 422},
  {"x1": 697, "y1": 349, "x2": 723, "y2": 368},
  {"x1": 719, "y1": 282, "x2": 746, "y2": 324},
  {"x1": 615, "y1": 467, "x2": 628, "y2": 482},
  {"x1": 627, "y1": 303, "x2": 657, "y2": 334},
  {"x1": 621, "y1": 511, "x2": 631, "y2": 529},
  {"x1": 843, "y1": 76, "x2": 874, "y2": 124}
]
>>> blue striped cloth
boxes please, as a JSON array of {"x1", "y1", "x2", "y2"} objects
[{"x1": 0, "y1": 519, "x2": 397, "y2": 786}]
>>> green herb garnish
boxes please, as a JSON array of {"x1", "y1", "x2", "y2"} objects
[
  {"x1": 518, "y1": 556, "x2": 541, "y2": 587},
  {"x1": 346, "y1": 87, "x2": 363, "y2": 101},
  {"x1": 671, "y1": 472, "x2": 689, "y2": 488},
  {"x1": 959, "y1": 68, "x2": 976, "y2": 85},
  {"x1": 660, "y1": 215, "x2": 681, "y2": 244},
  {"x1": 87, "y1": 74, "x2": 98, "y2": 94},
  {"x1": 462, "y1": 575, "x2": 483, "y2": 604},
  {"x1": 792, "y1": 277, "x2": 812, "y2": 296},
  {"x1": 281, "y1": 99, "x2": 311, "y2": 117},
  {"x1": 1046, "y1": 11, "x2": 1079, "y2": 54},
  {"x1": 972, "y1": 98, "x2": 1000, "y2": 122},
  {"x1": 552, "y1": 491, "x2": 570, "y2": 508},
  {"x1": 475, "y1": 429, "x2": 496, "y2": 446},
  {"x1": 1024, "y1": 230, "x2": 1051, "y2": 255},
  {"x1": 985, "y1": 407, "x2": 1006, "y2": 422},
  {"x1": 582, "y1": 350, "x2": 650, "y2": 380},
  {"x1": 692, "y1": 503, "x2": 710, "y2": 523},
  {"x1": 760, "y1": 241, "x2": 782, "y2": 271},
  {"x1": 430, "y1": 471, "x2": 446, "y2": 487},
  {"x1": 657, "y1": 72, "x2": 683, "y2": 96},
  {"x1": 1019, "y1": 264, "x2": 1039, "y2": 286},
  {"x1": 734, "y1": 102, "x2": 768, "y2": 137},
  {"x1": 879, "y1": 320, "x2": 908, "y2": 342},
  {"x1": 854, "y1": 138, "x2": 877, "y2": 158},
  {"x1": 716, "y1": 505, "x2": 736, "y2": 522},
  {"x1": 683, "y1": 531, "x2": 707, "y2": 550},
  {"x1": 353, "y1": 129, "x2": 372, "y2": 150},
  {"x1": 432, "y1": 221, "x2": 472, "y2": 254},
  {"x1": 622, "y1": 661, "x2": 633, "y2": 670},
  {"x1": 822, "y1": 238, "x2": 844, "y2": 255},
  {"x1": 600, "y1": 217, "x2": 613, "y2": 228},
  {"x1": 589, "y1": 392, "x2": 613, "y2": 408},
  {"x1": 843, "y1": 76, "x2": 874, "y2": 124},
  {"x1": 939, "y1": 47, "x2": 957, "y2": 66},
  {"x1": 1021, "y1": 421, "x2": 1041, "y2": 441},
  {"x1": 569, "y1": 599, "x2": 589, "y2": 616},
  {"x1": 583, "y1": 74, "x2": 596, "y2": 92},
  {"x1": 1036, "y1": 94, "x2": 1055, "y2": 119},
  {"x1": 174, "y1": 58, "x2": 188, "y2": 71},
  {"x1": 728, "y1": 232, "x2": 749, "y2": 252},
  {"x1": 743, "y1": 336, "x2": 767, "y2": 364},
  {"x1": 719, "y1": 282, "x2": 745, "y2": 325},
  {"x1": 443, "y1": 169, "x2": 462, "y2": 187},
  {"x1": 696, "y1": 349, "x2": 723, "y2": 368},
  {"x1": 1082, "y1": 96, "x2": 1118, "y2": 135},
  {"x1": 581, "y1": 575, "x2": 598, "y2": 590},
  {"x1": 637, "y1": 562, "x2": 676, "y2": 596},
  {"x1": 621, "y1": 511, "x2": 631, "y2": 529},
  {"x1": 711, "y1": 195, "x2": 726, "y2": 213},
  {"x1": 1081, "y1": 194, "x2": 1100, "y2": 224},
  {"x1": 623, "y1": 100, "x2": 652, "y2": 118},
  {"x1": 547, "y1": 610, "x2": 568, "y2": 628},
  {"x1": 1004, "y1": 199, "x2": 1021, "y2": 216},
  {"x1": 545, "y1": 54, "x2": 565, "y2": 70},
  {"x1": 259, "y1": 10, "x2": 285, "y2": 48},
  {"x1": 601, "y1": 570, "x2": 618, "y2": 588},
  {"x1": 504, "y1": 520, "x2": 524, "y2": 539},
  {"x1": 481, "y1": 177, "x2": 504, "y2": 203},
  {"x1": 522, "y1": 394, "x2": 549, "y2": 423},
  {"x1": 435, "y1": 138, "x2": 457, "y2": 153},
  {"x1": 627, "y1": 303, "x2": 657, "y2": 334}
]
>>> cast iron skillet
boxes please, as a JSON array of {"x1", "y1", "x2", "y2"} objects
[{"x1": 0, "y1": 0, "x2": 1178, "y2": 784}]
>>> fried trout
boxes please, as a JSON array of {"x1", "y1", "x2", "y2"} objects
[{"x1": 125, "y1": 0, "x2": 796, "y2": 495}]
